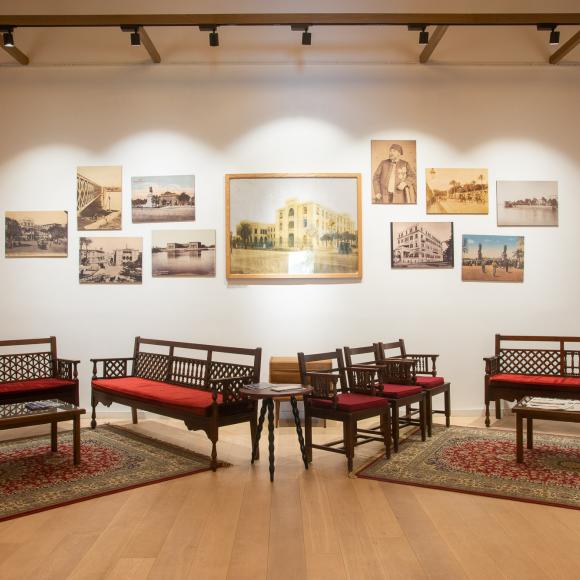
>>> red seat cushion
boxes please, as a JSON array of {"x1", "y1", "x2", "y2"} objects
[
  {"x1": 415, "y1": 376, "x2": 446, "y2": 389},
  {"x1": 0, "y1": 377, "x2": 76, "y2": 394},
  {"x1": 311, "y1": 393, "x2": 389, "y2": 412},
  {"x1": 92, "y1": 377, "x2": 222, "y2": 416},
  {"x1": 489, "y1": 373, "x2": 580, "y2": 391},
  {"x1": 381, "y1": 384, "x2": 423, "y2": 398}
]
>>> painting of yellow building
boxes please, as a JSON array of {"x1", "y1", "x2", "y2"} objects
[{"x1": 227, "y1": 174, "x2": 361, "y2": 279}]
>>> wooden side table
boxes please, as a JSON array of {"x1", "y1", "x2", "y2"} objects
[{"x1": 241, "y1": 384, "x2": 313, "y2": 482}]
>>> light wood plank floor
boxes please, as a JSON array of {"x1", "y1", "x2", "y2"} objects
[{"x1": 0, "y1": 413, "x2": 579, "y2": 580}]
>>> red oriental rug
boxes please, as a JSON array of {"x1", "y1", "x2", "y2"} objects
[
  {"x1": 357, "y1": 425, "x2": 580, "y2": 510},
  {"x1": 0, "y1": 424, "x2": 219, "y2": 522}
]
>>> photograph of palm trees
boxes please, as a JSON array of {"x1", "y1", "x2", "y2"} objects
[
  {"x1": 226, "y1": 174, "x2": 362, "y2": 279},
  {"x1": 462, "y1": 235, "x2": 524, "y2": 283},
  {"x1": 131, "y1": 175, "x2": 195, "y2": 223},
  {"x1": 77, "y1": 166, "x2": 122, "y2": 230},
  {"x1": 426, "y1": 168, "x2": 488, "y2": 214},
  {"x1": 497, "y1": 180, "x2": 558, "y2": 226},
  {"x1": 79, "y1": 237, "x2": 142, "y2": 284},
  {"x1": 391, "y1": 222, "x2": 454, "y2": 269},
  {"x1": 5, "y1": 211, "x2": 68, "y2": 257}
]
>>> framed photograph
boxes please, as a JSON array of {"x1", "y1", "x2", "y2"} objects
[
  {"x1": 152, "y1": 230, "x2": 216, "y2": 277},
  {"x1": 5, "y1": 211, "x2": 68, "y2": 258},
  {"x1": 391, "y1": 222, "x2": 454, "y2": 269},
  {"x1": 462, "y1": 235, "x2": 524, "y2": 283},
  {"x1": 426, "y1": 168, "x2": 488, "y2": 214},
  {"x1": 79, "y1": 237, "x2": 142, "y2": 284},
  {"x1": 226, "y1": 173, "x2": 362, "y2": 280},
  {"x1": 371, "y1": 140, "x2": 417, "y2": 204},
  {"x1": 497, "y1": 180, "x2": 558, "y2": 226},
  {"x1": 132, "y1": 175, "x2": 196, "y2": 223},
  {"x1": 77, "y1": 166, "x2": 122, "y2": 230}
]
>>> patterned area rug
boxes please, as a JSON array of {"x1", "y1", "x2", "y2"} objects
[
  {"x1": 0, "y1": 424, "x2": 217, "y2": 522},
  {"x1": 357, "y1": 426, "x2": 580, "y2": 510}
]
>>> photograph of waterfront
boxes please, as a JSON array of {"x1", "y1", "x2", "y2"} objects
[
  {"x1": 226, "y1": 174, "x2": 362, "y2": 279},
  {"x1": 152, "y1": 230, "x2": 216, "y2": 277},
  {"x1": 462, "y1": 235, "x2": 524, "y2": 283},
  {"x1": 132, "y1": 175, "x2": 196, "y2": 223},
  {"x1": 391, "y1": 222, "x2": 454, "y2": 269},
  {"x1": 497, "y1": 180, "x2": 558, "y2": 226},
  {"x1": 5, "y1": 211, "x2": 68, "y2": 258},
  {"x1": 79, "y1": 237, "x2": 142, "y2": 284},
  {"x1": 77, "y1": 166, "x2": 122, "y2": 230},
  {"x1": 426, "y1": 168, "x2": 488, "y2": 214}
]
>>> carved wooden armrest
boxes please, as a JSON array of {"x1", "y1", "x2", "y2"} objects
[
  {"x1": 90, "y1": 357, "x2": 134, "y2": 379},
  {"x1": 405, "y1": 353, "x2": 439, "y2": 376},
  {"x1": 56, "y1": 358, "x2": 80, "y2": 380},
  {"x1": 303, "y1": 371, "x2": 340, "y2": 405},
  {"x1": 484, "y1": 356, "x2": 500, "y2": 375},
  {"x1": 376, "y1": 358, "x2": 417, "y2": 384},
  {"x1": 209, "y1": 374, "x2": 254, "y2": 404},
  {"x1": 344, "y1": 365, "x2": 381, "y2": 395}
]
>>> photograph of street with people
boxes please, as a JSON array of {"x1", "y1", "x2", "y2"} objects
[
  {"x1": 391, "y1": 222, "x2": 454, "y2": 269},
  {"x1": 227, "y1": 175, "x2": 361, "y2": 278},
  {"x1": 77, "y1": 166, "x2": 122, "y2": 231},
  {"x1": 132, "y1": 175, "x2": 196, "y2": 223},
  {"x1": 462, "y1": 234, "x2": 524, "y2": 282},
  {"x1": 5, "y1": 211, "x2": 68, "y2": 258},
  {"x1": 497, "y1": 180, "x2": 558, "y2": 226},
  {"x1": 427, "y1": 168, "x2": 488, "y2": 214},
  {"x1": 79, "y1": 237, "x2": 142, "y2": 284}
]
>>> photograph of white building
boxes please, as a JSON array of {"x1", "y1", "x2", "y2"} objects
[{"x1": 391, "y1": 222, "x2": 454, "y2": 269}]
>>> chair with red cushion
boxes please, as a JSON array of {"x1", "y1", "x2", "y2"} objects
[
  {"x1": 297, "y1": 349, "x2": 390, "y2": 472},
  {"x1": 343, "y1": 344, "x2": 427, "y2": 452},
  {"x1": 374, "y1": 340, "x2": 451, "y2": 438}
]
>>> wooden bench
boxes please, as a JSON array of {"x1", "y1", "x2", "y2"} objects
[
  {"x1": 0, "y1": 337, "x2": 79, "y2": 405},
  {"x1": 91, "y1": 337, "x2": 262, "y2": 470},
  {"x1": 484, "y1": 334, "x2": 580, "y2": 426}
]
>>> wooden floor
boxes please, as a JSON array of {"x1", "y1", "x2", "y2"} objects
[{"x1": 0, "y1": 413, "x2": 579, "y2": 580}]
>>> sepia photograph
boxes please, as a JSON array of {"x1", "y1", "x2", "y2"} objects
[
  {"x1": 497, "y1": 180, "x2": 558, "y2": 226},
  {"x1": 5, "y1": 211, "x2": 68, "y2": 258},
  {"x1": 226, "y1": 174, "x2": 362, "y2": 279},
  {"x1": 152, "y1": 230, "x2": 216, "y2": 277},
  {"x1": 462, "y1": 235, "x2": 524, "y2": 283},
  {"x1": 132, "y1": 175, "x2": 196, "y2": 223},
  {"x1": 426, "y1": 168, "x2": 488, "y2": 214},
  {"x1": 77, "y1": 166, "x2": 122, "y2": 230},
  {"x1": 391, "y1": 222, "x2": 454, "y2": 269},
  {"x1": 79, "y1": 237, "x2": 142, "y2": 284},
  {"x1": 371, "y1": 140, "x2": 417, "y2": 205}
]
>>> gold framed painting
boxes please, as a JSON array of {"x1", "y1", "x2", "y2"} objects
[{"x1": 226, "y1": 173, "x2": 362, "y2": 280}]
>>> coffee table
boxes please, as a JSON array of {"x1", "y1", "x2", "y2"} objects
[
  {"x1": 512, "y1": 396, "x2": 580, "y2": 463},
  {"x1": 241, "y1": 384, "x2": 312, "y2": 482},
  {"x1": 0, "y1": 400, "x2": 86, "y2": 465}
]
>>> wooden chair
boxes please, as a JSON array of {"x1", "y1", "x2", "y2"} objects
[
  {"x1": 297, "y1": 349, "x2": 391, "y2": 472},
  {"x1": 374, "y1": 340, "x2": 451, "y2": 437},
  {"x1": 343, "y1": 344, "x2": 426, "y2": 452}
]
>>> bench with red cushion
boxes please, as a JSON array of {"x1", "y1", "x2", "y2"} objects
[
  {"x1": 484, "y1": 334, "x2": 580, "y2": 427},
  {"x1": 90, "y1": 337, "x2": 262, "y2": 471},
  {"x1": 0, "y1": 337, "x2": 79, "y2": 406}
]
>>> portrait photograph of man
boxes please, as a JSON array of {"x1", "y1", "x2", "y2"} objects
[{"x1": 371, "y1": 140, "x2": 417, "y2": 205}]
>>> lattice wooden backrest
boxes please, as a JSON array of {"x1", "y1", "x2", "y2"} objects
[
  {"x1": 209, "y1": 361, "x2": 255, "y2": 381},
  {"x1": 134, "y1": 352, "x2": 171, "y2": 382},
  {"x1": 0, "y1": 352, "x2": 54, "y2": 382},
  {"x1": 499, "y1": 349, "x2": 561, "y2": 375}
]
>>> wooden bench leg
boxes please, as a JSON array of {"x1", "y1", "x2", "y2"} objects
[
  {"x1": 485, "y1": 400, "x2": 490, "y2": 427},
  {"x1": 90, "y1": 397, "x2": 97, "y2": 429},
  {"x1": 392, "y1": 404, "x2": 400, "y2": 453},
  {"x1": 425, "y1": 392, "x2": 433, "y2": 437},
  {"x1": 131, "y1": 407, "x2": 138, "y2": 424},
  {"x1": 495, "y1": 399, "x2": 502, "y2": 420}
]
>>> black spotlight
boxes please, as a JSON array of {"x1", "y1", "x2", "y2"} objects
[
  {"x1": 130, "y1": 28, "x2": 141, "y2": 46},
  {"x1": 302, "y1": 26, "x2": 312, "y2": 46},
  {"x1": 2, "y1": 29, "x2": 14, "y2": 48},
  {"x1": 549, "y1": 26, "x2": 560, "y2": 45},
  {"x1": 209, "y1": 27, "x2": 219, "y2": 47},
  {"x1": 419, "y1": 26, "x2": 429, "y2": 45}
]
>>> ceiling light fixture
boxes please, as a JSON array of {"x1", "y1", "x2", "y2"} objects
[
  {"x1": 408, "y1": 24, "x2": 429, "y2": 45},
  {"x1": 537, "y1": 24, "x2": 560, "y2": 46},
  {"x1": 291, "y1": 24, "x2": 312, "y2": 46},
  {"x1": 2, "y1": 28, "x2": 14, "y2": 48}
]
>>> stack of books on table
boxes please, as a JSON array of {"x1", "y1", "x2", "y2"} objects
[{"x1": 526, "y1": 397, "x2": 578, "y2": 410}]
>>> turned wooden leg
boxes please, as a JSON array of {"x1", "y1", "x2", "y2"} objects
[
  {"x1": 252, "y1": 400, "x2": 267, "y2": 463},
  {"x1": 91, "y1": 397, "x2": 97, "y2": 429},
  {"x1": 290, "y1": 396, "x2": 308, "y2": 470},
  {"x1": 275, "y1": 399, "x2": 281, "y2": 428},
  {"x1": 267, "y1": 399, "x2": 275, "y2": 482},
  {"x1": 250, "y1": 410, "x2": 257, "y2": 461},
  {"x1": 485, "y1": 401, "x2": 490, "y2": 428}
]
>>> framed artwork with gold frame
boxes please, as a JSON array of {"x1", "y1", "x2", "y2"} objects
[{"x1": 226, "y1": 173, "x2": 362, "y2": 280}]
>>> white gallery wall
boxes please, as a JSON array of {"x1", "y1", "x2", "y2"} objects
[{"x1": 1, "y1": 62, "x2": 579, "y2": 412}]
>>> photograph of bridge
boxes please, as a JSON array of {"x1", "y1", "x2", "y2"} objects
[
  {"x1": 5, "y1": 211, "x2": 68, "y2": 258},
  {"x1": 132, "y1": 175, "x2": 195, "y2": 223},
  {"x1": 77, "y1": 166, "x2": 122, "y2": 231}
]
